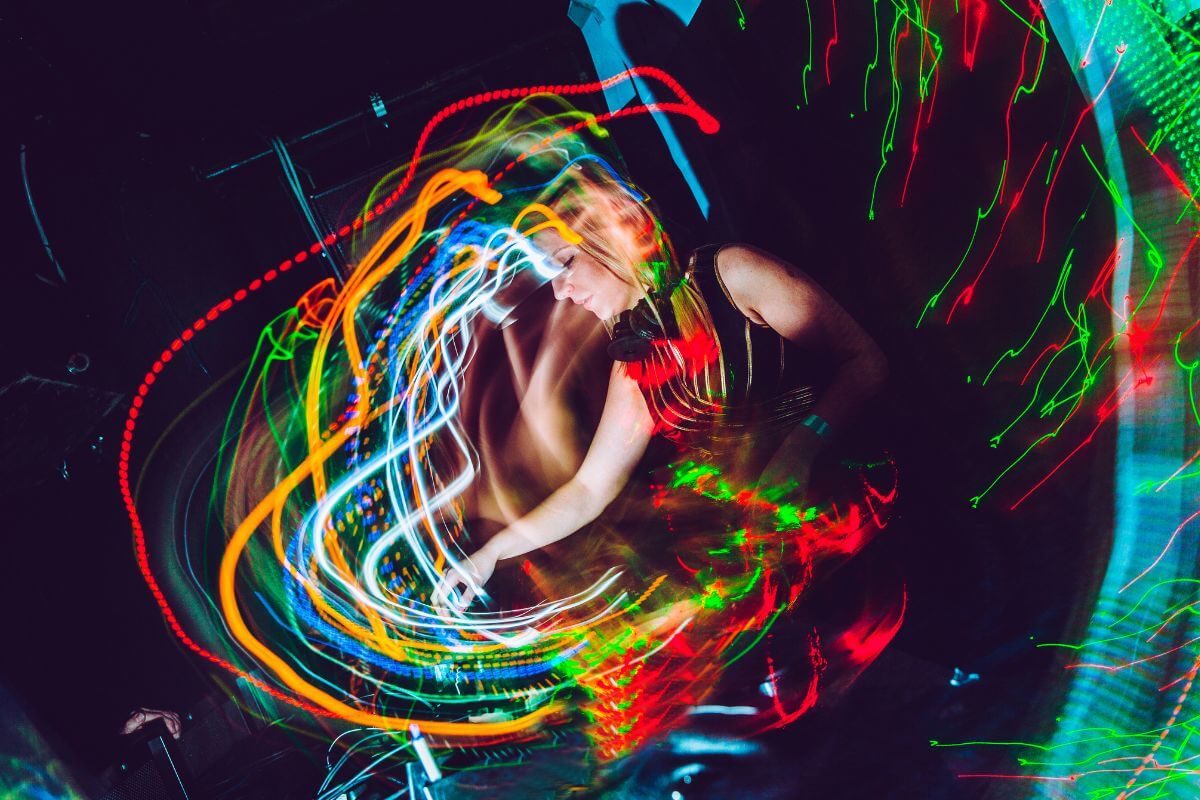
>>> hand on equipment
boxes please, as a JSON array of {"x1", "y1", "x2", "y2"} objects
[
  {"x1": 120, "y1": 707, "x2": 182, "y2": 740},
  {"x1": 432, "y1": 547, "x2": 498, "y2": 611}
]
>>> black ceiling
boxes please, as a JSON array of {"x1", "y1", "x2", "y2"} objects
[{"x1": 4, "y1": 0, "x2": 576, "y2": 140}]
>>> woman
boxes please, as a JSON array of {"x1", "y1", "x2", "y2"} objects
[{"x1": 435, "y1": 166, "x2": 887, "y2": 609}]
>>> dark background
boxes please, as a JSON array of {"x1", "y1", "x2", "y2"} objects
[{"x1": 1, "y1": 0, "x2": 1114, "y2": 795}]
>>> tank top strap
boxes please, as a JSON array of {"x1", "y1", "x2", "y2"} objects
[{"x1": 686, "y1": 245, "x2": 786, "y2": 403}]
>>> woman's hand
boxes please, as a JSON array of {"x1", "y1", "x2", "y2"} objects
[
  {"x1": 757, "y1": 455, "x2": 813, "y2": 507},
  {"x1": 120, "y1": 707, "x2": 182, "y2": 740},
  {"x1": 432, "y1": 544, "x2": 500, "y2": 610},
  {"x1": 756, "y1": 423, "x2": 822, "y2": 502}
]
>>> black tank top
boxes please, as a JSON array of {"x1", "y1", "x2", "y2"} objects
[
  {"x1": 633, "y1": 245, "x2": 826, "y2": 448},
  {"x1": 687, "y1": 244, "x2": 824, "y2": 407}
]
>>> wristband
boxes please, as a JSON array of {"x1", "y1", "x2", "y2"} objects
[{"x1": 800, "y1": 413, "x2": 832, "y2": 439}]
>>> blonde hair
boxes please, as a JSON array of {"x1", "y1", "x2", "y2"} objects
[{"x1": 536, "y1": 159, "x2": 720, "y2": 352}]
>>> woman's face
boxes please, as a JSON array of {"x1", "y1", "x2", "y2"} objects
[{"x1": 537, "y1": 229, "x2": 643, "y2": 321}]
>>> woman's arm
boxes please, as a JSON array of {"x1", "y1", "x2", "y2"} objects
[
  {"x1": 716, "y1": 244, "x2": 887, "y2": 434},
  {"x1": 434, "y1": 362, "x2": 653, "y2": 606},
  {"x1": 488, "y1": 360, "x2": 653, "y2": 559},
  {"x1": 715, "y1": 245, "x2": 887, "y2": 486}
]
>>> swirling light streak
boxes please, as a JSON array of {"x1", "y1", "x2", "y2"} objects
[
  {"x1": 215, "y1": 184, "x2": 667, "y2": 728},
  {"x1": 123, "y1": 69, "x2": 721, "y2": 740},
  {"x1": 129, "y1": 62, "x2": 899, "y2": 792},
  {"x1": 113, "y1": 0, "x2": 1200, "y2": 789},
  {"x1": 836, "y1": 0, "x2": 1200, "y2": 793}
]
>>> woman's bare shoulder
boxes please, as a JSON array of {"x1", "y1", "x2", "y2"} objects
[{"x1": 715, "y1": 244, "x2": 818, "y2": 316}]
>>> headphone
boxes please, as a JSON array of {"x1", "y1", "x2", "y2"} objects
[
  {"x1": 606, "y1": 276, "x2": 686, "y2": 362},
  {"x1": 607, "y1": 306, "x2": 659, "y2": 361}
]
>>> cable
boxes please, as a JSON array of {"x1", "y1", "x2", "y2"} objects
[{"x1": 19, "y1": 143, "x2": 68, "y2": 286}]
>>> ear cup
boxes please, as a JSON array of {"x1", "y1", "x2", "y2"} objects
[
  {"x1": 606, "y1": 280, "x2": 686, "y2": 361},
  {"x1": 607, "y1": 310, "x2": 655, "y2": 361}
]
